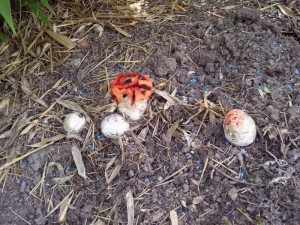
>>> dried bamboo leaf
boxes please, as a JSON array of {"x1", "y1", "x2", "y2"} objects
[
  {"x1": 109, "y1": 23, "x2": 132, "y2": 37},
  {"x1": 164, "y1": 88, "x2": 178, "y2": 110},
  {"x1": 92, "y1": 219, "x2": 106, "y2": 225},
  {"x1": 4, "y1": 112, "x2": 30, "y2": 148},
  {"x1": 170, "y1": 210, "x2": 178, "y2": 225},
  {"x1": 138, "y1": 127, "x2": 148, "y2": 141},
  {"x1": 155, "y1": 89, "x2": 180, "y2": 110},
  {"x1": 20, "y1": 119, "x2": 39, "y2": 135},
  {"x1": 45, "y1": 29, "x2": 76, "y2": 49},
  {"x1": 0, "y1": 168, "x2": 9, "y2": 184},
  {"x1": 165, "y1": 119, "x2": 182, "y2": 148},
  {"x1": 277, "y1": 4, "x2": 297, "y2": 17},
  {"x1": 107, "y1": 165, "x2": 121, "y2": 184},
  {"x1": 0, "y1": 130, "x2": 10, "y2": 139},
  {"x1": 48, "y1": 162, "x2": 65, "y2": 177},
  {"x1": 209, "y1": 111, "x2": 216, "y2": 125},
  {"x1": 52, "y1": 174, "x2": 75, "y2": 185},
  {"x1": 85, "y1": 103, "x2": 116, "y2": 113},
  {"x1": 21, "y1": 76, "x2": 48, "y2": 108},
  {"x1": 56, "y1": 98, "x2": 91, "y2": 122},
  {"x1": 126, "y1": 191, "x2": 134, "y2": 225},
  {"x1": 40, "y1": 43, "x2": 51, "y2": 57},
  {"x1": 66, "y1": 133, "x2": 83, "y2": 141},
  {"x1": 71, "y1": 146, "x2": 86, "y2": 179},
  {"x1": 58, "y1": 191, "x2": 74, "y2": 222},
  {"x1": 29, "y1": 134, "x2": 65, "y2": 148},
  {"x1": 0, "y1": 97, "x2": 9, "y2": 111}
]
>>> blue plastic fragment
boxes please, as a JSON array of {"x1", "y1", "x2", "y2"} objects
[{"x1": 190, "y1": 78, "x2": 197, "y2": 84}]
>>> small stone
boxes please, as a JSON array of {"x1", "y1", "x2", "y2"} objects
[
  {"x1": 128, "y1": 170, "x2": 134, "y2": 177},
  {"x1": 228, "y1": 187, "x2": 238, "y2": 201},
  {"x1": 77, "y1": 39, "x2": 90, "y2": 49},
  {"x1": 183, "y1": 184, "x2": 190, "y2": 192},
  {"x1": 192, "y1": 196, "x2": 205, "y2": 205},
  {"x1": 157, "y1": 176, "x2": 163, "y2": 182}
]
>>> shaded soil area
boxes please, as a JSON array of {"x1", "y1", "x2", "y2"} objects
[{"x1": 1, "y1": 2, "x2": 300, "y2": 225}]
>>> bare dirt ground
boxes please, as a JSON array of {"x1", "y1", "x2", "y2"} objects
[{"x1": 0, "y1": 1, "x2": 300, "y2": 225}]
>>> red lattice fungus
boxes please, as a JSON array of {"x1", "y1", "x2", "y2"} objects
[
  {"x1": 224, "y1": 109, "x2": 246, "y2": 127},
  {"x1": 110, "y1": 73, "x2": 154, "y2": 106}
]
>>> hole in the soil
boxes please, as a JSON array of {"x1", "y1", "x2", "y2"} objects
[{"x1": 282, "y1": 32, "x2": 300, "y2": 43}]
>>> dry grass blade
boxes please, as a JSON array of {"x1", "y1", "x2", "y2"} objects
[
  {"x1": 56, "y1": 98, "x2": 91, "y2": 122},
  {"x1": 71, "y1": 146, "x2": 87, "y2": 179},
  {"x1": 4, "y1": 112, "x2": 30, "y2": 148},
  {"x1": 260, "y1": 3, "x2": 279, "y2": 11},
  {"x1": 126, "y1": 191, "x2": 134, "y2": 225},
  {"x1": 156, "y1": 165, "x2": 188, "y2": 186},
  {"x1": 21, "y1": 76, "x2": 48, "y2": 108},
  {"x1": 165, "y1": 119, "x2": 182, "y2": 149},
  {"x1": 29, "y1": 134, "x2": 65, "y2": 148},
  {"x1": 45, "y1": 190, "x2": 74, "y2": 219},
  {"x1": 277, "y1": 4, "x2": 297, "y2": 17},
  {"x1": 170, "y1": 210, "x2": 178, "y2": 225},
  {"x1": 109, "y1": 22, "x2": 132, "y2": 37},
  {"x1": 58, "y1": 190, "x2": 74, "y2": 222},
  {"x1": 105, "y1": 156, "x2": 121, "y2": 185},
  {"x1": 45, "y1": 30, "x2": 76, "y2": 49},
  {"x1": 0, "y1": 141, "x2": 54, "y2": 171}
]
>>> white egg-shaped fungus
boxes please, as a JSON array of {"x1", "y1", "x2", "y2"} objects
[
  {"x1": 101, "y1": 113, "x2": 130, "y2": 139},
  {"x1": 63, "y1": 112, "x2": 86, "y2": 133},
  {"x1": 223, "y1": 109, "x2": 256, "y2": 146}
]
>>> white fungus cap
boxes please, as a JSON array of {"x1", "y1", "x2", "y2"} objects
[
  {"x1": 63, "y1": 112, "x2": 86, "y2": 133},
  {"x1": 101, "y1": 113, "x2": 130, "y2": 139},
  {"x1": 223, "y1": 109, "x2": 256, "y2": 147},
  {"x1": 118, "y1": 97, "x2": 147, "y2": 121}
]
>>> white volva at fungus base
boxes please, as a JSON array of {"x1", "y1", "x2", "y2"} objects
[
  {"x1": 101, "y1": 113, "x2": 130, "y2": 139},
  {"x1": 223, "y1": 110, "x2": 257, "y2": 146},
  {"x1": 118, "y1": 97, "x2": 147, "y2": 121},
  {"x1": 63, "y1": 112, "x2": 86, "y2": 133}
]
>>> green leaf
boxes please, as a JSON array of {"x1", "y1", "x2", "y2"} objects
[
  {"x1": 257, "y1": 217, "x2": 264, "y2": 225},
  {"x1": 263, "y1": 86, "x2": 272, "y2": 94},
  {"x1": 25, "y1": 0, "x2": 52, "y2": 29},
  {"x1": 39, "y1": 0, "x2": 55, "y2": 14},
  {"x1": 0, "y1": 31, "x2": 8, "y2": 42},
  {"x1": 0, "y1": 0, "x2": 17, "y2": 35}
]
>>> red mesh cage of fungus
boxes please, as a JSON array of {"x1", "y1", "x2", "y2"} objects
[
  {"x1": 224, "y1": 109, "x2": 246, "y2": 128},
  {"x1": 110, "y1": 73, "x2": 154, "y2": 106}
]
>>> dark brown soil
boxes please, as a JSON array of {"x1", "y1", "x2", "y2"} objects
[{"x1": 1, "y1": 2, "x2": 300, "y2": 225}]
